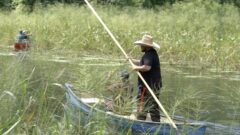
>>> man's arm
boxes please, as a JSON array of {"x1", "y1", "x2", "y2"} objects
[
  {"x1": 126, "y1": 57, "x2": 140, "y2": 65},
  {"x1": 132, "y1": 53, "x2": 152, "y2": 72},
  {"x1": 132, "y1": 64, "x2": 151, "y2": 72},
  {"x1": 130, "y1": 59, "x2": 140, "y2": 65}
]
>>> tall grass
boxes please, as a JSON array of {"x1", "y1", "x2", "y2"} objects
[
  {"x1": 0, "y1": 54, "x2": 132, "y2": 134},
  {"x1": 0, "y1": 1, "x2": 239, "y2": 70},
  {"x1": 0, "y1": 54, "x2": 239, "y2": 134},
  {"x1": 0, "y1": 1, "x2": 240, "y2": 134},
  {"x1": 160, "y1": 86, "x2": 205, "y2": 121},
  {"x1": 0, "y1": 55, "x2": 74, "y2": 134}
]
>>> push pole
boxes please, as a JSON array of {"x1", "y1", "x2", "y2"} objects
[{"x1": 83, "y1": 0, "x2": 181, "y2": 134}]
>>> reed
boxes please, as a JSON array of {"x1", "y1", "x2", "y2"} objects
[
  {"x1": 0, "y1": 1, "x2": 239, "y2": 70},
  {"x1": 0, "y1": 55, "x2": 130, "y2": 134},
  {"x1": 0, "y1": 1, "x2": 239, "y2": 134},
  {"x1": 160, "y1": 86, "x2": 206, "y2": 121},
  {"x1": 1, "y1": 54, "x2": 239, "y2": 134},
  {"x1": 0, "y1": 55, "x2": 72, "y2": 134}
]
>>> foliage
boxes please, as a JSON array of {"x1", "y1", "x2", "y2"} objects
[
  {"x1": 0, "y1": 1, "x2": 239, "y2": 134},
  {"x1": 0, "y1": 1, "x2": 239, "y2": 70},
  {"x1": 0, "y1": 0, "x2": 240, "y2": 10},
  {"x1": 0, "y1": 56, "x2": 73, "y2": 134}
]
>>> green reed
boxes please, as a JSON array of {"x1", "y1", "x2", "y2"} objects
[
  {"x1": 0, "y1": 53, "x2": 238, "y2": 134},
  {"x1": 0, "y1": 55, "x2": 72, "y2": 134},
  {"x1": 0, "y1": 1, "x2": 239, "y2": 70},
  {"x1": 0, "y1": 1, "x2": 240, "y2": 134},
  {"x1": 0, "y1": 54, "x2": 131, "y2": 134},
  {"x1": 160, "y1": 86, "x2": 206, "y2": 120}
]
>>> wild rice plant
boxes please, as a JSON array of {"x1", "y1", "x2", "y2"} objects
[
  {"x1": 0, "y1": 54, "x2": 75, "y2": 134},
  {"x1": 0, "y1": 1, "x2": 239, "y2": 134},
  {"x1": 160, "y1": 86, "x2": 206, "y2": 121},
  {"x1": 0, "y1": 1, "x2": 239, "y2": 70}
]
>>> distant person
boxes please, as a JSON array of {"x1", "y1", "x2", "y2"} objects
[
  {"x1": 17, "y1": 30, "x2": 24, "y2": 43},
  {"x1": 17, "y1": 30, "x2": 31, "y2": 43},
  {"x1": 129, "y1": 34, "x2": 162, "y2": 122},
  {"x1": 15, "y1": 30, "x2": 31, "y2": 51}
]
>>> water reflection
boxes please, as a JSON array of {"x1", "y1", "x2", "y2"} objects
[
  {"x1": 1, "y1": 54, "x2": 239, "y2": 134},
  {"x1": 162, "y1": 65, "x2": 240, "y2": 134}
]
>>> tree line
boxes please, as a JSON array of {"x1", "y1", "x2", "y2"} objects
[{"x1": 0, "y1": 0, "x2": 239, "y2": 10}]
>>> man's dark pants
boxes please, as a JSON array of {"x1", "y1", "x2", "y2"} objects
[{"x1": 137, "y1": 80, "x2": 161, "y2": 122}]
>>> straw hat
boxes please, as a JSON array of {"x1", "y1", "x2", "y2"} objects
[{"x1": 134, "y1": 35, "x2": 160, "y2": 49}]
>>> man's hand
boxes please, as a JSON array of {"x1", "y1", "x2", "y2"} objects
[
  {"x1": 126, "y1": 55, "x2": 135, "y2": 61},
  {"x1": 132, "y1": 65, "x2": 151, "y2": 72},
  {"x1": 132, "y1": 65, "x2": 139, "y2": 71},
  {"x1": 127, "y1": 58, "x2": 140, "y2": 65}
]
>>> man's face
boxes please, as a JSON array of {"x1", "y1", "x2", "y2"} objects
[
  {"x1": 141, "y1": 45, "x2": 150, "y2": 52},
  {"x1": 141, "y1": 45, "x2": 146, "y2": 52}
]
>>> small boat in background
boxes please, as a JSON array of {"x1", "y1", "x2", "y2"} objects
[
  {"x1": 14, "y1": 42, "x2": 30, "y2": 51},
  {"x1": 64, "y1": 83, "x2": 207, "y2": 135},
  {"x1": 14, "y1": 30, "x2": 31, "y2": 51}
]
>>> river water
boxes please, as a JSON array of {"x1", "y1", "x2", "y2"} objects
[
  {"x1": 162, "y1": 64, "x2": 240, "y2": 134},
  {"x1": 1, "y1": 53, "x2": 239, "y2": 134}
]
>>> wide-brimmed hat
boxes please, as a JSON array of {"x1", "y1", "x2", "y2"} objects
[{"x1": 134, "y1": 35, "x2": 160, "y2": 49}]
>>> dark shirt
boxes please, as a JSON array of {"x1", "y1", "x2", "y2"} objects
[
  {"x1": 18, "y1": 34, "x2": 28, "y2": 40},
  {"x1": 138, "y1": 48, "x2": 162, "y2": 89},
  {"x1": 17, "y1": 33, "x2": 28, "y2": 43}
]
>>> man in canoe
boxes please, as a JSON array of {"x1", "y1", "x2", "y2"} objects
[
  {"x1": 14, "y1": 30, "x2": 32, "y2": 51},
  {"x1": 129, "y1": 34, "x2": 162, "y2": 122}
]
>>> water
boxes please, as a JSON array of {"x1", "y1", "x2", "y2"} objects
[
  {"x1": 1, "y1": 53, "x2": 239, "y2": 134},
  {"x1": 162, "y1": 65, "x2": 240, "y2": 134}
]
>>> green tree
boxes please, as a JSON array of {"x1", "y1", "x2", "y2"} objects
[{"x1": 0, "y1": 0, "x2": 240, "y2": 10}]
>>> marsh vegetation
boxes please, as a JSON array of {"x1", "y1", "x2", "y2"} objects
[{"x1": 0, "y1": 1, "x2": 239, "y2": 134}]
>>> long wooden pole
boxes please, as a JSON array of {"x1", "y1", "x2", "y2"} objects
[{"x1": 83, "y1": 0, "x2": 180, "y2": 134}]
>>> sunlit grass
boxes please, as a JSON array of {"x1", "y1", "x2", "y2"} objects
[
  {"x1": 0, "y1": 1, "x2": 240, "y2": 134},
  {"x1": 0, "y1": 1, "x2": 239, "y2": 70},
  {"x1": 160, "y1": 86, "x2": 206, "y2": 121},
  {"x1": 0, "y1": 55, "x2": 73, "y2": 134},
  {"x1": 0, "y1": 53, "x2": 239, "y2": 134}
]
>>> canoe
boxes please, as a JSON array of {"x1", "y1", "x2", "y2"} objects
[
  {"x1": 64, "y1": 83, "x2": 207, "y2": 135},
  {"x1": 14, "y1": 42, "x2": 30, "y2": 51}
]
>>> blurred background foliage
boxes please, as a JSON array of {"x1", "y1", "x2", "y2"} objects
[{"x1": 0, "y1": 0, "x2": 239, "y2": 11}]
